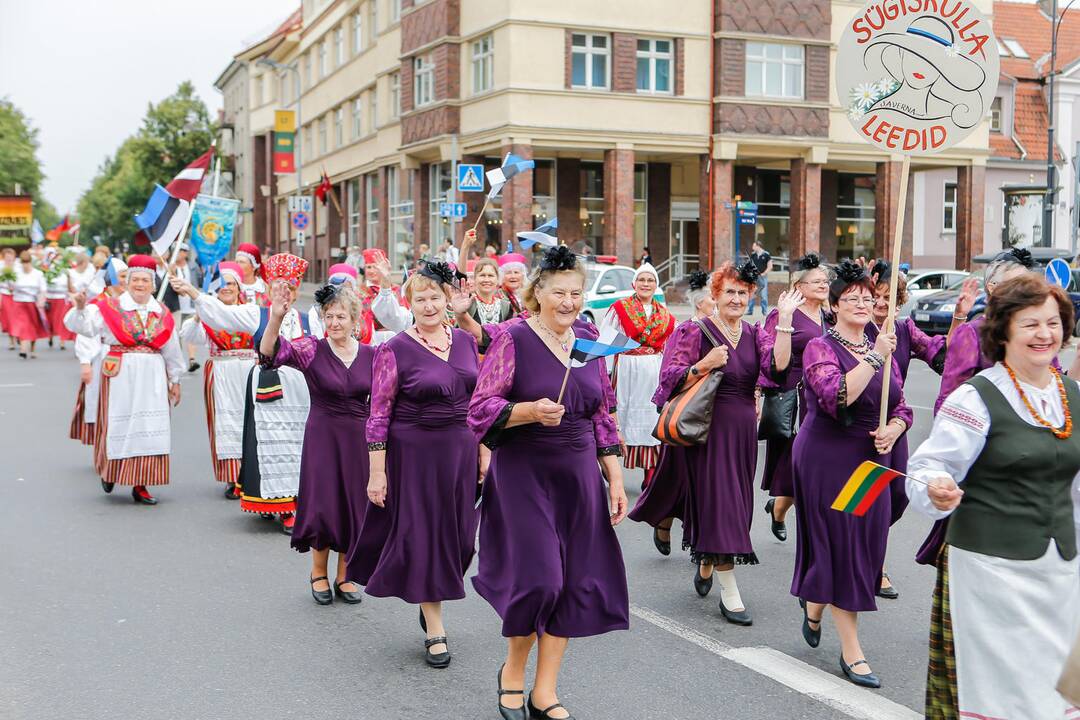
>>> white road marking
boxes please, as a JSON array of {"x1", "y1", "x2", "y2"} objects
[
  {"x1": 630, "y1": 604, "x2": 920, "y2": 720},
  {"x1": 0, "y1": 383, "x2": 33, "y2": 388}
]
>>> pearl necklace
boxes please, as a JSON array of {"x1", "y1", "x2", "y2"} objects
[
  {"x1": 827, "y1": 328, "x2": 872, "y2": 354},
  {"x1": 717, "y1": 317, "x2": 742, "y2": 347}
]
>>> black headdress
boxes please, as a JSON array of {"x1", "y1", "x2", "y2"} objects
[
  {"x1": 794, "y1": 252, "x2": 822, "y2": 272},
  {"x1": 829, "y1": 258, "x2": 868, "y2": 299},
  {"x1": 417, "y1": 258, "x2": 459, "y2": 287},
  {"x1": 737, "y1": 260, "x2": 760, "y2": 285},
  {"x1": 539, "y1": 245, "x2": 578, "y2": 272},
  {"x1": 314, "y1": 283, "x2": 343, "y2": 309},
  {"x1": 869, "y1": 259, "x2": 891, "y2": 285},
  {"x1": 687, "y1": 269, "x2": 709, "y2": 291},
  {"x1": 997, "y1": 246, "x2": 1034, "y2": 269}
]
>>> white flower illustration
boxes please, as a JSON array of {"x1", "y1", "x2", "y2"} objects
[
  {"x1": 848, "y1": 105, "x2": 865, "y2": 121},
  {"x1": 850, "y1": 82, "x2": 878, "y2": 110},
  {"x1": 875, "y1": 78, "x2": 899, "y2": 96}
]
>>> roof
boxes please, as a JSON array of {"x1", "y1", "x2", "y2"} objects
[
  {"x1": 996, "y1": 80, "x2": 1059, "y2": 160},
  {"x1": 993, "y1": 1, "x2": 1080, "y2": 79}
]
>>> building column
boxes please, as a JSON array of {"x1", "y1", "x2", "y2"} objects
[
  {"x1": 413, "y1": 166, "x2": 428, "y2": 259},
  {"x1": 956, "y1": 164, "x2": 985, "y2": 271},
  {"x1": 819, "y1": 169, "x2": 839, "y2": 261},
  {"x1": 501, "y1": 141, "x2": 533, "y2": 250},
  {"x1": 790, "y1": 158, "x2": 822, "y2": 260},
  {"x1": 647, "y1": 162, "x2": 672, "y2": 269},
  {"x1": 556, "y1": 157, "x2": 581, "y2": 250},
  {"x1": 603, "y1": 147, "x2": 635, "y2": 262},
  {"x1": 874, "y1": 160, "x2": 904, "y2": 260},
  {"x1": 376, "y1": 166, "x2": 390, "y2": 254},
  {"x1": 700, "y1": 155, "x2": 734, "y2": 265}
]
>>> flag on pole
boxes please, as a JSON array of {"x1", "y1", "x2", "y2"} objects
[
  {"x1": 202, "y1": 262, "x2": 222, "y2": 293},
  {"x1": 830, "y1": 461, "x2": 903, "y2": 516},
  {"x1": 569, "y1": 325, "x2": 640, "y2": 368},
  {"x1": 134, "y1": 185, "x2": 188, "y2": 256},
  {"x1": 517, "y1": 218, "x2": 558, "y2": 249},
  {"x1": 165, "y1": 149, "x2": 213, "y2": 202},
  {"x1": 315, "y1": 169, "x2": 333, "y2": 206},
  {"x1": 485, "y1": 153, "x2": 535, "y2": 200},
  {"x1": 45, "y1": 216, "x2": 71, "y2": 242},
  {"x1": 30, "y1": 219, "x2": 44, "y2": 245}
]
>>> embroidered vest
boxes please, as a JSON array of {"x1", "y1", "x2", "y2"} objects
[
  {"x1": 202, "y1": 322, "x2": 254, "y2": 354},
  {"x1": 94, "y1": 296, "x2": 174, "y2": 350}
]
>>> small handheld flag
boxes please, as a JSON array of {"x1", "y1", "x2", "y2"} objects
[
  {"x1": 134, "y1": 185, "x2": 188, "y2": 256},
  {"x1": 831, "y1": 461, "x2": 903, "y2": 516},
  {"x1": 202, "y1": 262, "x2": 222, "y2": 293},
  {"x1": 30, "y1": 219, "x2": 44, "y2": 245},
  {"x1": 569, "y1": 325, "x2": 640, "y2": 368},
  {"x1": 485, "y1": 153, "x2": 535, "y2": 200},
  {"x1": 517, "y1": 218, "x2": 558, "y2": 249}
]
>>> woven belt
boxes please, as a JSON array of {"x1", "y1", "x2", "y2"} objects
[
  {"x1": 625, "y1": 346, "x2": 660, "y2": 356},
  {"x1": 211, "y1": 349, "x2": 256, "y2": 360},
  {"x1": 108, "y1": 344, "x2": 158, "y2": 354}
]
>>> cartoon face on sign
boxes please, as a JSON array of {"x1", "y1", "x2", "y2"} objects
[{"x1": 837, "y1": 1, "x2": 998, "y2": 155}]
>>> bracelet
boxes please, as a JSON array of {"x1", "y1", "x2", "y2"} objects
[
  {"x1": 952, "y1": 314, "x2": 966, "y2": 321},
  {"x1": 889, "y1": 417, "x2": 907, "y2": 432},
  {"x1": 862, "y1": 351, "x2": 885, "y2": 370},
  {"x1": 776, "y1": 326, "x2": 795, "y2": 334}
]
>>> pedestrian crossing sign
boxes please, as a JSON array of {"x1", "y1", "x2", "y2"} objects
[{"x1": 457, "y1": 164, "x2": 484, "y2": 193}]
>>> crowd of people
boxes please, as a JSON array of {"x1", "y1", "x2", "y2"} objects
[{"x1": 11, "y1": 231, "x2": 1079, "y2": 718}]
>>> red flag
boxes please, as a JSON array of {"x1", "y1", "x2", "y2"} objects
[
  {"x1": 165, "y1": 149, "x2": 214, "y2": 202},
  {"x1": 45, "y1": 215, "x2": 71, "y2": 242},
  {"x1": 315, "y1": 170, "x2": 332, "y2": 206}
]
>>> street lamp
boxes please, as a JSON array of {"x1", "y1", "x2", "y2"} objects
[
  {"x1": 1045, "y1": 0, "x2": 1079, "y2": 249},
  {"x1": 256, "y1": 57, "x2": 304, "y2": 256}
]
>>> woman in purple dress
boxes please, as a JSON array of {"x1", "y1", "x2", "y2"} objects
[
  {"x1": 792, "y1": 260, "x2": 911, "y2": 689},
  {"x1": 259, "y1": 282, "x2": 375, "y2": 606},
  {"x1": 469, "y1": 246, "x2": 628, "y2": 720},
  {"x1": 348, "y1": 260, "x2": 480, "y2": 669},
  {"x1": 759, "y1": 253, "x2": 831, "y2": 541},
  {"x1": 629, "y1": 269, "x2": 715, "y2": 557}
]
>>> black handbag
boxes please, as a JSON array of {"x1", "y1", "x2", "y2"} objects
[{"x1": 757, "y1": 386, "x2": 798, "y2": 440}]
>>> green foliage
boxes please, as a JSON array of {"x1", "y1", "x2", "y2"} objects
[{"x1": 0, "y1": 98, "x2": 44, "y2": 198}]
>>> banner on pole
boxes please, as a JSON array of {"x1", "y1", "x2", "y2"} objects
[
  {"x1": 273, "y1": 131, "x2": 296, "y2": 174},
  {"x1": 274, "y1": 110, "x2": 296, "y2": 133},
  {"x1": 189, "y1": 194, "x2": 240, "y2": 267}
]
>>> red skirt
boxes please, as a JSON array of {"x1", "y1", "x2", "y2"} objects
[
  {"x1": 8, "y1": 301, "x2": 48, "y2": 341},
  {"x1": 46, "y1": 299, "x2": 74, "y2": 341},
  {"x1": 0, "y1": 293, "x2": 13, "y2": 334}
]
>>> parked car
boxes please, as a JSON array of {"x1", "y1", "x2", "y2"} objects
[
  {"x1": 901, "y1": 269, "x2": 970, "y2": 317},
  {"x1": 581, "y1": 260, "x2": 666, "y2": 324}
]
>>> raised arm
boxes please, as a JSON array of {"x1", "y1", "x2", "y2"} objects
[
  {"x1": 64, "y1": 294, "x2": 105, "y2": 338},
  {"x1": 258, "y1": 281, "x2": 293, "y2": 359},
  {"x1": 193, "y1": 292, "x2": 261, "y2": 335},
  {"x1": 365, "y1": 343, "x2": 399, "y2": 507},
  {"x1": 934, "y1": 321, "x2": 982, "y2": 413}
]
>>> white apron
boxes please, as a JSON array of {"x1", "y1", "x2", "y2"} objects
[
  {"x1": 615, "y1": 353, "x2": 663, "y2": 448},
  {"x1": 105, "y1": 352, "x2": 172, "y2": 460},
  {"x1": 211, "y1": 353, "x2": 254, "y2": 460},
  {"x1": 250, "y1": 364, "x2": 309, "y2": 498}
]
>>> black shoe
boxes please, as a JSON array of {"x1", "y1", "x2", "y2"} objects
[
  {"x1": 188, "y1": 360, "x2": 200, "y2": 373},
  {"x1": 309, "y1": 575, "x2": 333, "y2": 605},
  {"x1": 653, "y1": 525, "x2": 672, "y2": 556},
  {"x1": 334, "y1": 580, "x2": 363, "y2": 605},
  {"x1": 101, "y1": 480, "x2": 115, "y2": 494},
  {"x1": 419, "y1": 607, "x2": 427, "y2": 632},
  {"x1": 876, "y1": 572, "x2": 899, "y2": 600},
  {"x1": 131, "y1": 486, "x2": 157, "y2": 505},
  {"x1": 693, "y1": 567, "x2": 713, "y2": 597},
  {"x1": 18, "y1": 352, "x2": 27, "y2": 359},
  {"x1": 223, "y1": 483, "x2": 240, "y2": 500},
  {"x1": 840, "y1": 655, "x2": 881, "y2": 688},
  {"x1": 528, "y1": 694, "x2": 575, "y2": 719},
  {"x1": 800, "y1": 598, "x2": 821, "y2": 648},
  {"x1": 765, "y1": 498, "x2": 787, "y2": 541},
  {"x1": 424, "y1": 636, "x2": 451, "y2": 668},
  {"x1": 497, "y1": 664, "x2": 527, "y2": 720},
  {"x1": 719, "y1": 597, "x2": 753, "y2": 626}
]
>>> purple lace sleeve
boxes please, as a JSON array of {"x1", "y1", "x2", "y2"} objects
[
  {"x1": 652, "y1": 321, "x2": 702, "y2": 406},
  {"x1": 593, "y1": 362, "x2": 622, "y2": 452},
  {"x1": 934, "y1": 321, "x2": 981, "y2": 413},
  {"x1": 467, "y1": 329, "x2": 516, "y2": 443},
  {"x1": 757, "y1": 309, "x2": 781, "y2": 388},
  {"x1": 264, "y1": 335, "x2": 319, "y2": 372},
  {"x1": 365, "y1": 343, "x2": 399, "y2": 445},
  {"x1": 904, "y1": 318, "x2": 946, "y2": 374},
  {"x1": 802, "y1": 337, "x2": 845, "y2": 419}
]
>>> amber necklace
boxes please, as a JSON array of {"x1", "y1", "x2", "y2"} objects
[
  {"x1": 1003, "y1": 361, "x2": 1073, "y2": 439},
  {"x1": 415, "y1": 325, "x2": 451, "y2": 354}
]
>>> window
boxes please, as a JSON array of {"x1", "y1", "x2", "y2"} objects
[
  {"x1": 571, "y1": 33, "x2": 609, "y2": 89},
  {"x1": 943, "y1": 183, "x2": 957, "y2": 232},
  {"x1": 1002, "y1": 38, "x2": 1029, "y2": 58},
  {"x1": 318, "y1": 116, "x2": 327, "y2": 155},
  {"x1": 292, "y1": 72, "x2": 300, "y2": 103},
  {"x1": 387, "y1": 166, "x2": 415, "y2": 268},
  {"x1": 633, "y1": 163, "x2": 648, "y2": 257},
  {"x1": 745, "y1": 43, "x2": 804, "y2": 99},
  {"x1": 348, "y1": 178, "x2": 361, "y2": 245},
  {"x1": 532, "y1": 158, "x2": 556, "y2": 226},
  {"x1": 390, "y1": 72, "x2": 401, "y2": 118},
  {"x1": 414, "y1": 54, "x2": 435, "y2": 107},
  {"x1": 579, "y1": 161, "x2": 604, "y2": 253},
  {"x1": 990, "y1": 96, "x2": 1003, "y2": 132},
  {"x1": 303, "y1": 52, "x2": 312, "y2": 89},
  {"x1": 368, "y1": 0, "x2": 378, "y2": 43},
  {"x1": 334, "y1": 27, "x2": 344, "y2": 68},
  {"x1": 390, "y1": 0, "x2": 401, "y2": 22},
  {"x1": 351, "y1": 11, "x2": 363, "y2": 55},
  {"x1": 370, "y1": 87, "x2": 378, "y2": 130},
  {"x1": 365, "y1": 171, "x2": 380, "y2": 245},
  {"x1": 334, "y1": 106, "x2": 344, "y2": 147},
  {"x1": 352, "y1": 96, "x2": 363, "y2": 138},
  {"x1": 636, "y1": 38, "x2": 672, "y2": 94},
  {"x1": 318, "y1": 40, "x2": 328, "y2": 78},
  {"x1": 472, "y1": 34, "x2": 494, "y2": 94},
  {"x1": 254, "y1": 74, "x2": 264, "y2": 105},
  {"x1": 429, "y1": 162, "x2": 453, "y2": 246},
  {"x1": 303, "y1": 125, "x2": 312, "y2": 163}
]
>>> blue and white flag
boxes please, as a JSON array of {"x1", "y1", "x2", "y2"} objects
[
  {"x1": 517, "y1": 218, "x2": 558, "y2": 249},
  {"x1": 134, "y1": 184, "x2": 190, "y2": 256},
  {"x1": 569, "y1": 324, "x2": 640, "y2": 368},
  {"x1": 202, "y1": 262, "x2": 222, "y2": 293},
  {"x1": 30, "y1": 219, "x2": 44, "y2": 245},
  {"x1": 485, "y1": 153, "x2": 535, "y2": 200}
]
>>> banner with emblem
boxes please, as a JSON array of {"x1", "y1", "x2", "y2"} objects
[{"x1": 189, "y1": 194, "x2": 240, "y2": 268}]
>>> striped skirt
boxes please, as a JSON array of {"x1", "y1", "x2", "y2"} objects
[
  {"x1": 69, "y1": 382, "x2": 95, "y2": 446},
  {"x1": 93, "y1": 372, "x2": 169, "y2": 486},
  {"x1": 624, "y1": 445, "x2": 660, "y2": 470},
  {"x1": 203, "y1": 362, "x2": 241, "y2": 484}
]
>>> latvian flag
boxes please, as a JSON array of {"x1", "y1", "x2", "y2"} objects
[
  {"x1": 134, "y1": 149, "x2": 213, "y2": 255},
  {"x1": 569, "y1": 325, "x2": 640, "y2": 368}
]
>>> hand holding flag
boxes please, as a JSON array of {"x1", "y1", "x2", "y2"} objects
[{"x1": 830, "y1": 461, "x2": 951, "y2": 516}]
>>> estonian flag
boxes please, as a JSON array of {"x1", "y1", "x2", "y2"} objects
[
  {"x1": 517, "y1": 218, "x2": 558, "y2": 249},
  {"x1": 485, "y1": 153, "x2": 535, "y2": 200},
  {"x1": 202, "y1": 262, "x2": 222, "y2": 293},
  {"x1": 569, "y1": 325, "x2": 639, "y2": 368},
  {"x1": 134, "y1": 185, "x2": 189, "y2": 256}
]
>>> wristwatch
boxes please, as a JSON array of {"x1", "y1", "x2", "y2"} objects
[{"x1": 690, "y1": 365, "x2": 700, "y2": 376}]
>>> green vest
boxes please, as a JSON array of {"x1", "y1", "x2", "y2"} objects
[{"x1": 946, "y1": 373, "x2": 1080, "y2": 561}]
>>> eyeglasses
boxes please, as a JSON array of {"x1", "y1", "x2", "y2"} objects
[
  {"x1": 838, "y1": 296, "x2": 873, "y2": 307},
  {"x1": 798, "y1": 279, "x2": 829, "y2": 287}
]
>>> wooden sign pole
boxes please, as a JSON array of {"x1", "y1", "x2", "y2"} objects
[{"x1": 878, "y1": 156, "x2": 910, "y2": 432}]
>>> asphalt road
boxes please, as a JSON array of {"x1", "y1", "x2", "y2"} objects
[{"x1": 0, "y1": 327, "x2": 1002, "y2": 720}]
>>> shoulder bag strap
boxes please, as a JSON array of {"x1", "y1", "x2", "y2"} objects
[{"x1": 693, "y1": 318, "x2": 722, "y2": 349}]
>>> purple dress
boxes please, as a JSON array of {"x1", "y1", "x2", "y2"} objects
[
  {"x1": 468, "y1": 321, "x2": 629, "y2": 638},
  {"x1": 791, "y1": 334, "x2": 913, "y2": 612},
  {"x1": 266, "y1": 337, "x2": 376, "y2": 554},
  {"x1": 346, "y1": 329, "x2": 480, "y2": 603},
  {"x1": 934, "y1": 315, "x2": 988, "y2": 414},
  {"x1": 758, "y1": 307, "x2": 829, "y2": 498}
]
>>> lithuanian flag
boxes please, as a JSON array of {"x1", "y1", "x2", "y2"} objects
[{"x1": 830, "y1": 461, "x2": 903, "y2": 516}]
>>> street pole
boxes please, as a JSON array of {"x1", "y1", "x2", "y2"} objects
[
  {"x1": 258, "y1": 58, "x2": 302, "y2": 258},
  {"x1": 1073, "y1": 141, "x2": 1080, "y2": 258},
  {"x1": 1046, "y1": 0, "x2": 1059, "y2": 248}
]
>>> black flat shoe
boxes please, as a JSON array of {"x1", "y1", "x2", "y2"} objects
[
  {"x1": 223, "y1": 483, "x2": 239, "y2": 500},
  {"x1": 309, "y1": 575, "x2": 333, "y2": 605},
  {"x1": 424, "y1": 636, "x2": 451, "y2": 668},
  {"x1": 497, "y1": 664, "x2": 527, "y2": 720},
  {"x1": 334, "y1": 581, "x2": 362, "y2": 605},
  {"x1": 719, "y1": 597, "x2": 753, "y2": 626},
  {"x1": 528, "y1": 694, "x2": 574, "y2": 719},
  {"x1": 840, "y1": 656, "x2": 881, "y2": 688},
  {"x1": 188, "y1": 361, "x2": 200, "y2": 373},
  {"x1": 653, "y1": 525, "x2": 672, "y2": 556},
  {"x1": 131, "y1": 486, "x2": 157, "y2": 505},
  {"x1": 876, "y1": 572, "x2": 899, "y2": 600},
  {"x1": 693, "y1": 567, "x2": 713, "y2": 597},
  {"x1": 419, "y1": 607, "x2": 427, "y2": 632},
  {"x1": 765, "y1": 498, "x2": 787, "y2": 541},
  {"x1": 800, "y1": 598, "x2": 821, "y2": 648},
  {"x1": 101, "y1": 480, "x2": 115, "y2": 494}
]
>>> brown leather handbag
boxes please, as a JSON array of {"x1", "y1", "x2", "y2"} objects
[{"x1": 652, "y1": 319, "x2": 724, "y2": 446}]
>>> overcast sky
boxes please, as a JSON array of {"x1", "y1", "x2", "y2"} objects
[{"x1": 0, "y1": 0, "x2": 299, "y2": 214}]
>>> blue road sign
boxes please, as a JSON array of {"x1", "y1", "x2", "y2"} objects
[
  {"x1": 1046, "y1": 257, "x2": 1072, "y2": 289},
  {"x1": 457, "y1": 164, "x2": 484, "y2": 192},
  {"x1": 440, "y1": 202, "x2": 468, "y2": 219},
  {"x1": 737, "y1": 201, "x2": 758, "y2": 226}
]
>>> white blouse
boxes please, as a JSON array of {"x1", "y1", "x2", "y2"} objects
[
  {"x1": 369, "y1": 288, "x2": 412, "y2": 333},
  {"x1": 907, "y1": 363, "x2": 1080, "y2": 530},
  {"x1": 12, "y1": 266, "x2": 45, "y2": 303},
  {"x1": 194, "y1": 294, "x2": 307, "y2": 341}
]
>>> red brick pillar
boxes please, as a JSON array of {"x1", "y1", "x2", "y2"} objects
[
  {"x1": 500, "y1": 142, "x2": 533, "y2": 250},
  {"x1": 874, "y1": 160, "x2": 904, "y2": 260},
  {"x1": 412, "y1": 166, "x2": 428, "y2": 259},
  {"x1": 700, "y1": 155, "x2": 734, "y2": 265},
  {"x1": 790, "y1": 158, "x2": 822, "y2": 260},
  {"x1": 603, "y1": 147, "x2": 635, "y2": 263},
  {"x1": 956, "y1": 164, "x2": 985, "y2": 271},
  {"x1": 376, "y1": 166, "x2": 390, "y2": 255},
  {"x1": 556, "y1": 157, "x2": 581, "y2": 250}
]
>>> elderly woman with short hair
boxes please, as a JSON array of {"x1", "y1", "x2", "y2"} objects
[{"x1": 469, "y1": 246, "x2": 628, "y2": 720}]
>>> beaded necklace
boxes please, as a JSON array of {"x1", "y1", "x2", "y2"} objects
[
  {"x1": 1003, "y1": 361, "x2": 1073, "y2": 439},
  {"x1": 536, "y1": 319, "x2": 573, "y2": 353},
  {"x1": 717, "y1": 316, "x2": 743, "y2": 347},
  {"x1": 827, "y1": 328, "x2": 872, "y2": 354},
  {"x1": 416, "y1": 325, "x2": 452, "y2": 354}
]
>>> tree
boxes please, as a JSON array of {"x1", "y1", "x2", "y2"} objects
[{"x1": 0, "y1": 99, "x2": 44, "y2": 197}]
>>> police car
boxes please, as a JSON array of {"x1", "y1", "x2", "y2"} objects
[{"x1": 580, "y1": 256, "x2": 666, "y2": 324}]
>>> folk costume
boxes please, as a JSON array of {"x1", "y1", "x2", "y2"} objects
[
  {"x1": 10, "y1": 263, "x2": 48, "y2": 343},
  {"x1": 367, "y1": 282, "x2": 413, "y2": 343},
  {"x1": 235, "y1": 243, "x2": 270, "y2": 306},
  {"x1": 63, "y1": 256, "x2": 185, "y2": 498},
  {"x1": 908, "y1": 364, "x2": 1080, "y2": 719},
  {"x1": 194, "y1": 254, "x2": 313, "y2": 519},
  {"x1": 0, "y1": 256, "x2": 14, "y2": 340},
  {"x1": 496, "y1": 253, "x2": 528, "y2": 316},
  {"x1": 45, "y1": 266, "x2": 75, "y2": 345},
  {"x1": 600, "y1": 263, "x2": 674, "y2": 476}
]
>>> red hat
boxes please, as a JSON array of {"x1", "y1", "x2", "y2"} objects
[
  {"x1": 498, "y1": 253, "x2": 528, "y2": 269},
  {"x1": 126, "y1": 254, "x2": 157, "y2": 276},
  {"x1": 328, "y1": 263, "x2": 358, "y2": 285},
  {"x1": 236, "y1": 243, "x2": 265, "y2": 281},
  {"x1": 217, "y1": 261, "x2": 244, "y2": 286},
  {"x1": 264, "y1": 253, "x2": 308, "y2": 288}
]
